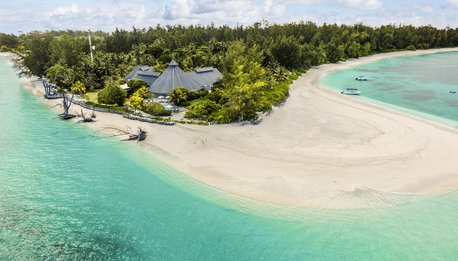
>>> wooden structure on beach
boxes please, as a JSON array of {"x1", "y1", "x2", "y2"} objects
[{"x1": 40, "y1": 78, "x2": 63, "y2": 99}]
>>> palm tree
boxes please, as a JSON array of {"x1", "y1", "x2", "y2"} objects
[{"x1": 168, "y1": 87, "x2": 189, "y2": 105}]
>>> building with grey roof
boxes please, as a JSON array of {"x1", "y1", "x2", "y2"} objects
[{"x1": 125, "y1": 61, "x2": 222, "y2": 95}]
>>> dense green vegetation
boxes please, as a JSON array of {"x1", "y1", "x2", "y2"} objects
[
  {"x1": 1, "y1": 22, "x2": 458, "y2": 123},
  {"x1": 143, "y1": 102, "x2": 172, "y2": 117},
  {"x1": 97, "y1": 79, "x2": 127, "y2": 106}
]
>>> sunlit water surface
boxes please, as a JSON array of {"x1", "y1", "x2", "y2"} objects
[{"x1": 1, "y1": 56, "x2": 457, "y2": 260}]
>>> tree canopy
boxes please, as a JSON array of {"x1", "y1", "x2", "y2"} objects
[{"x1": 5, "y1": 21, "x2": 458, "y2": 123}]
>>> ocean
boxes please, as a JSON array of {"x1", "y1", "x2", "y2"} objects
[
  {"x1": 1, "y1": 55, "x2": 458, "y2": 260},
  {"x1": 320, "y1": 51, "x2": 458, "y2": 127}
]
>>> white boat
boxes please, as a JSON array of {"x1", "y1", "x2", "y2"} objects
[
  {"x1": 341, "y1": 88, "x2": 361, "y2": 95},
  {"x1": 355, "y1": 76, "x2": 368, "y2": 81}
]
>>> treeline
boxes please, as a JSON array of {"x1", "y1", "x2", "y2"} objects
[{"x1": 1, "y1": 22, "x2": 458, "y2": 122}]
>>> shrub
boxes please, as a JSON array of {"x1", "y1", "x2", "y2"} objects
[
  {"x1": 291, "y1": 73, "x2": 299, "y2": 81},
  {"x1": 70, "y1": 81, "x2": 86, "y2": 95},
  {"x1": 185, "y1": 99, "x2": 221, "y2": 120},
  {"x1": 205, "y1": 91, "x2": 222, "y2": 103},
  {"x1": 84, "y1": 101, "x2": 131, "y2": 113},
  {"x1": 98, "y1": 80, "x2": 127, "y2": 106},
  {"x1": 169, "y1": 88, "x2": 209, "y2": 106},
  {"x1": 131, "y1": 86, "x2": 151, "y2": 99},
  {"x1": 127, "y1": 79, "x2": 148, "y2": 92},
  {"x1": 188, "y1": 90, "x2": 209, "y2": 100},
  {"x1": 406, "y1": 45, "x2": 417, "y2": 51},
  {"x1": 128, "y1": 93, "x2": 144, "y2": 111},
  {"x1": 0, "y1": 45, "x2": 8, "y2": 52},
  {"x1": 169, "y1": 87, "x2": 189, "y2": 105},
  {"x1": 208, "y1": 107, "x2": 238, "y2": 124},
  {"x1": 180, "y1": 101, "x2": 191, "y2": 107},
  {"x1": 265, "y1": 82, "x2": 289, "y2": 105},
  {"x1": 143, "y1": 102, "x2": 171, "y2": 116},
  {"x1": 45, "y1": 64, "x2": 75, "y2": 89}
]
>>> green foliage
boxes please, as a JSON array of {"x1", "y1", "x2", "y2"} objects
[
  {"x1": 205, "y1": 91, "x2": 222, "y2": 103},
  {"x1": 168, "y1": 89, "x2": 208, "y2": 107},
  {"x1": 84, "y1": 101, "x2": 131, "y2": 113},
  {"x1": 13, "y1": 22, "x2": 458, "y2": 123},
  {"x1": 326, "y1": 40, "x2": 346, "y2": 63},
  {"x1": 97, "y1": 79, "x2": 127, "y2": 106},
  {"x1": 267, "y1": 63, "x2": 292, "y2": 83},
  {"x1": 135, "y1": 86, "x2": 151, "y2": 99},
  {"x1": 49, "y1": 35, "x2": 86, "y2": 67},
  {"x1": 270, "y1": 37, "x2": 302, "y2": 69},
  {"x1": 406, "y1": 45, "x2": 417, "y2": 51},
  {"x1": 264, "y1": 82, "x2": 290, "y2": 105},
  {"x1": 143, "y1": 102, "x2": 172, "y2": 116},
  {"x1": 0, "y1": 45, "x2": 8, "y2": 52},
  {"x1": 70, "y1": 81, "x2": 86, "y2": 94},
  {"x1": 185, "y1": 99, "x2": 221, "y2": 120},
  {"x1": 220, "y1": 41, "x2": 270, "y2": 121},
  {"x1": 21, "y1": 32, "x2": 54, "y2": 76},
  {"x1": 208, "y1": 107, "x2": 238, "y2": 124},
  {"x1": 0, "y1": 33, "x2": 19, "y2": 49},
  {"x1": 128, "y1": 85, "x2": 151, "y2": 111},
  {"x1": 188, "y1": 90, "x2": 209, "y2": 100},
  {"x1": 127, "y1": 79, "x2": 149, "y2": 92},
  {"x1": 128, "y1": 93, "x2": 144, "y2": 111},
  {"x1": 45, "y1": 64, "x2": 75, "y2": 89},
  {"x1": 169, "y1": 87, "x2": 190, "y2": 105}
]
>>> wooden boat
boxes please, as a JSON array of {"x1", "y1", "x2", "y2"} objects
[
  {"x1": 341, "y1": 88, "x2": 361, "y2": 95},
  {"x1": 355, "y1": 76, "x2": 368, "y2": 81}
]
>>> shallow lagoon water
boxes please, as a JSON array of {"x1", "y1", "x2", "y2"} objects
[
  {"x1": 321, "y1": 51, "x2": 458, "y2": 127},
  {"x1": 1, "y1": 56, "x2": 458, "y2": 260}
]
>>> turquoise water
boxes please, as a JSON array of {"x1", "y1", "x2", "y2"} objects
[
  {"x1": 321, "y1": 51, "x2": 458, "y2": 127},
  {"x1": 1, "y1": 56, "x2": 458, "y2": 260}
]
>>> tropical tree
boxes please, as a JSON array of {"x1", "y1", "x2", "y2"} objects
[
  {"x1": 221, "y1": 42, "x2": 270, "y2": 121},
  {"x1": 129, "y1": 93, "x2": 144, "y2": 112},
  {"x1": 70, "y1": 80, "x2": 86, "y2": 94},
  {"x1": 270, "y1": 36, "x2": 302, "y2": 69},
  {"x1": 169, "y1": 87, "x2": 189, "y2": 105},
  {"x1": 21, "y1": 32, "x2": 54, "y2": 76},
  {"x1": 97, "y1": 79, "x2": 127, "y2": 106},
  {"x1": 134, "y1": 86, "x2": 151, "y2": 99},
  {"x1": 45, "y1": 64, "x2": 75, "y2": 89},
  {"x1": 143, "y1": 102, "x2": 171, "y2": 116},
  {"x1": 127, "y1": 79, "x2": 149, "y2": 93},
  {"x1": 128, "y1": 85, "x2": 150, "y2": 111},
  {"x1": 185, "y1": 99, "x2": 221, "y2": 120},
  {"x1": 49, "y1": 34, "x2": 86, "y2": 67}
]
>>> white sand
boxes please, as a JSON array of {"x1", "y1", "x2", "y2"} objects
[{"x1": 11, "y1": 48, "x2": 458, "y2": 209}]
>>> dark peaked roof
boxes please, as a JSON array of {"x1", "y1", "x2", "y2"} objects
[
  {"x1": 188, "y1": 67, "x2": 223, "y2": 88},
  {"x1": 149, "y1": 61, "x2": 203, "y2": 94},
  {"x1": 125, "y1": 65, "x2": 160, "y2": 86},
  {"x1": 125, "y1": 61, "x2": 222, "y2": 95}
]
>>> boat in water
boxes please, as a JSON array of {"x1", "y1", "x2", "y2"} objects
[
  {"x1": 355, "y1": 76, "x2": 368, "y2": 81},
  {"x1": 341, "y1": 88, "x2": 361, "y2": 95}
]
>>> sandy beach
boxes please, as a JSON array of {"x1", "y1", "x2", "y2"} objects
[{"x1": 6, "y1": 48, "x2": 458, "y2": 209}]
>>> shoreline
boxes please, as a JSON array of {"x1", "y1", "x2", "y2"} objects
[{"x1": 5, "y1": 48, "x2": 458, "y2": 209}]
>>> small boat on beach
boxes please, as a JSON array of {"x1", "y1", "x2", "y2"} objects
[
  {"x1": 355, "y1": 76, "x2": 368, "y2": 81},
  {"x1": 341, "y1": 88, "x2": 361, "y2": 95}
]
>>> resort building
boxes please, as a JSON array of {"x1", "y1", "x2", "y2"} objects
[{"x1": 125, "y1": 60, "x2": 222, "y2": 95}]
